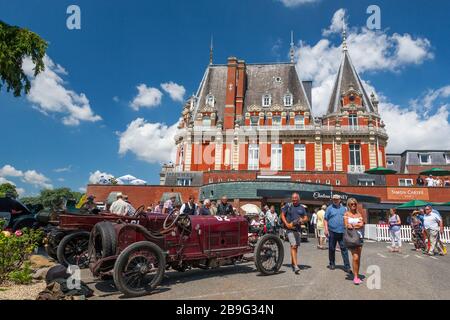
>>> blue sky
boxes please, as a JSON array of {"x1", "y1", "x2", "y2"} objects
[{"x1": 1, "y1": 0, "x2": 450, "y2": 196}]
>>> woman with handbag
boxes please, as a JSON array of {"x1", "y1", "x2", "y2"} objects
[{"x1": 344, "y1": 198, "x2": 365, "y2": 285}]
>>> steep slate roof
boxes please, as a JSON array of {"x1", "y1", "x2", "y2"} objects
[
  {"x1": 327, "y1": 50, "x2": 376, "y2": 115},
  {"x1": 193, "y1": 63, "x2": 311, "y2": 122},
  {"x1": 244, "y1": 63, "x2": 311, "y2": 113}
]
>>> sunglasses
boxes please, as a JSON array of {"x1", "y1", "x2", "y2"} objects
[{"x1": 349, "y1": 203, "x2": 357, "y2": 206}]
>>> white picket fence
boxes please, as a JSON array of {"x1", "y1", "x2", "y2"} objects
[{"x1": 364, "y1": 224, "x2": 450, "y2": 244}]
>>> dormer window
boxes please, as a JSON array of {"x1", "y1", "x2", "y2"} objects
[
  {"x1": 206, "y1": 94, "x2": 215, "y2": 107},
  {"x1": 262, "y1": 94, "x2": 272, "y2": 107},
  {"x1": 284, "y1": 93, "x2": 293, "y2": 107}
]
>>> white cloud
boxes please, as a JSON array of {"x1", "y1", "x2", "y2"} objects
[
  {"x1": 161, "y1": 82, "x2": 186, "y2": 102},
  {"x1": 0, "y1": 165, "x2": 23, "y2": 177},
  {"x1": 88, "y1": 170, "x2": 114, "y2": 184},
  {"x1": 130, "y1": 84, "x2": 163, "y2": 110},
  {"x1": 22, "y1": 170, "x2": 53, "y2": 190},
  {"x1": 53, "y1": 165, "x2": 72, "y2": 173},
  {"x1": 0, "y1": 177, "x2": 15, "y2": 185},
  {"x1": 118, "y1": 118, "x2": 179, "y2": 164},
  {"x1": 22, "y1": 55, "x2": 102, "y2": 126},
  {"x1": 322, "y1": 8, "x2": 346, "y2": 36},
  {"x1": 379, "y1": 100, "x2": 450, "y2": 153},
  {"x1": 79, "y1": 187, "x2": 87, "y2": 192},
  {"x1": 275, "y1": 0, "x2": 319, "y2": 7},
  {"x1": 294, "y1": 8, "x2": 447, "y2": 153},
  {"x1": 296, "y1": 8, "x2": 434, "y2": 116}
]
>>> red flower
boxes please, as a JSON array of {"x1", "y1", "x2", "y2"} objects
[{"x1": 15, "y1": 230, "x2": 23, "y2": 237}]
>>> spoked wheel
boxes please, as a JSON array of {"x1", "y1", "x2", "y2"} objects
[
  {"x1": 113, "y1": 241, "x2": 165, "y2": 297},
  {"x1": 57, "y1": 231, "x2": 90, "y2": 268},
  {"x1": 254, "y1": 234, "x2": 284, "y2": 275}
]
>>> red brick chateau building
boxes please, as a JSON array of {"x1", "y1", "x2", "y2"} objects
[{"x1": 87, "y1": 36, "x2": 450, "y2": 224}]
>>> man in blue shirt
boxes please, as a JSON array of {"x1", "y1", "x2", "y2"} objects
[
  {"x1": 281, "y1": 192, "x2": 308, "y2": 274},
  {"x1": 324, "y1": 194, "x2": 351, "y2": 272}
]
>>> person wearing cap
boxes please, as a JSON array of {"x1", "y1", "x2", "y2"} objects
[
  {"x1": 316, "y1": 204, "x2": 327, "y2": 249},
  {"x1": 324, "y1": 194, "x2": 351, "y2": 273},
  {"x1": 80, "y1": 195, "x2": 97, "y2": 214},
  {"x1": 123, "y1": 195, "x2": 136, "y2": 216},
  {"x1": 110, "y1": 193, "x2": 129, "y2": 216},
  {"x1": 423, "y1": 205, "x2": 445, "y2": 256},
  {"x1": 163, "y1": 194, "x2": 177, "y2": 215}
]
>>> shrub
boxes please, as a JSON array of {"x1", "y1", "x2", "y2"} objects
[
  {"x1": 0, "y1": 220, "x2": 43, "y2": 284},
  {"x1": 7, "y1": 262, "x2": 33, "y2": 285}
]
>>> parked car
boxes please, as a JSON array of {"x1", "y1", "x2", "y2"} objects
[
  {"x1": 87, "y1": 211, "x2": 284, "y2": 297},
  {"x1": 0, "y1": 197, "x2": 38, "y2": 231}
]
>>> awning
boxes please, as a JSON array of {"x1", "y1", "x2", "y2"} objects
[{"x1": 256, "y1": 189, "x2": 380, "y2": 203}]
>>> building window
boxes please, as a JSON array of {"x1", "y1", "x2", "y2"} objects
[
  {"x1": 349, "y1": 144, "x2": 362, "y2": 166},
  {"x1": 262, "y1": 94, "x2": 272, "y2": 107},
  {"x1": 445, "y1": 154, "x2": 450, "y2": 164},
  {"x1": 419, "y1": 153, "x2": 431, "y2": 164},
  {"x1": 358, "y1": 180, "x2": 375, "y2": 186},
  {"x1": 177, "y1": 178, "x2": 192, "y2": 186},
  {"x1": 271, "y1": 144, "x2": 282, "y2": 171},
  {"x1": 272, "y1": 116, "x2": 282, "y2": 127},
  {"x1": 206, "y1": 94, "x2": 215, "y2": 107},
  {"x1": 294, "y1": 144, "x2": 306, "y2": 171},
  {"x1": 349, "y1": 114, "x2": 358, "y2": 130},
  {"x1": 250, "y1": 116, "x2": 259, "y2": 127},
  {"x1": 399, "y1": 179, "x2": 413, "y2": 187},
  {"x1": 336, "y1": 180, "x2": 341, "y2": 185},
  {"x1": 387, "y1": 160, "x2": 394, "y2": 166},
  {"x1": 202, "y1": 116, "x2": 211, "y2": 127},
  {"x1": 326, "y1": 180, "x2": 331, "y2": 185},
  {"x1": 284, "y1": 94, "x2": 293, "y2": 107},
  {"x1": 316, "y1": 179, "x2": 321, "y2": 184},
  {"x1": 248, "y1": 144, "x2": 259, "y2": 170},
  {"x1": 295, "y1": 114, "x2": 304, "y2": 128}
]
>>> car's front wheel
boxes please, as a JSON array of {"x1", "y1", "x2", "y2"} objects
[
  {"x1": 254, "y1": 234, "x2": 284, "y2": 275},
  {"x1": 113, "y1": 241, "x2": 165, "y2": 297}
]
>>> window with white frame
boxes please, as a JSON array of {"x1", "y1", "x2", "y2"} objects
[
  {"x1": 349, "y1": 144, "x2": 362, "y2": 166},
  {"x1": 294, "y1": 144, "x2": 306, "y2": 171},
  {"x1": 248, "y1": 144, "x2": 259, "y2": 170},
  {"x1": 445, "y1": 153, "x2": 450, "y2": 164},
  {"x1": 177, "y1": 178, "x2": 192, "y2": 186},
  {"x1": 419, "y1": 153, "x2": 431, "y2": 164},
  {"x1": 262, "y1": 94, "x2": 272, "y2": 107},
  {"x1": 349, "y1": 114, "x2": 358, "y2": 130},
  {"x1": 272, "y1": 116, "x2": 282, "y2": 127},
  {"x1": 271, "y1": 144, "x2": 282, "y2": 170},
  {"x1": 358, "y1": 180, "x2": 375, "y2": 186},
  {"x1": 202, "y1": 116, "x2": 211, "y2": 127},
  {"x1": 206, "y1": 94, "x2": 215, "y2": 107},
  {"x1": 399, "y1": 179, "x2": 413, "y2": 187},
  {"x1": 294, "y1": 114, "x2": 305, "y2": 128},
  {"x1": 387, "y1": 160, "x2": 394, "y2": 166},
  {"x1": 284, "y1": 93, "x2": 293, "y2": 107},
  {"x1": 336, "y1": 180, "x2": 341, "y2": 185}
]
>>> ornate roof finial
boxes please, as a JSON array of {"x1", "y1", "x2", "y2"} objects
[
  {"x1": 342, "y1": 16, "x2": 348, "y2": 52},
  {"x1": 209, "y1": 35, "x2": 214, "y2": 65},
  {"x1": 290, "y1": 30, "x2": 295, "y2": 63}
]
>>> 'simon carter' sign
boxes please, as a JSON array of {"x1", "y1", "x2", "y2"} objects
[{"x1": 387, "y1": 188, "x2": 429, "y2": 201}]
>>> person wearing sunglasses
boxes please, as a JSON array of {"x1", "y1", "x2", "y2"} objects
[{"x1": 344, "y1": 198, "x2": 365, "y2": 285}]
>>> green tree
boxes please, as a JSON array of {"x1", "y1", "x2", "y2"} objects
[
  {"x1": 0, "y1": 183, "x2": 19, "y2": 199},
  {"x1": 0, "y1": 20, "x2": 48, "y2": 96},
  {"x1": 20, "y1": 188, "x2": 82, "y2": 208}
]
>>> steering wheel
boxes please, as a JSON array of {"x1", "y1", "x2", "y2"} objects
[
  {"x1": 163, "y1": 210, "x2": 180, "y2": 230},
  {"x1": 133, "y1": 205, "x2": 146, "y2": 218}
]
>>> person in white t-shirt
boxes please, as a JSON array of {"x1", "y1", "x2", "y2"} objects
[
  {"x1": 425, "y1": 175, "x2": 434, "y2": 187},
  {"x1": 423, "y1": 205, "x2": 444, "y2": 256}
]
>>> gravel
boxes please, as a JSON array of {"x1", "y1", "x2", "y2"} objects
[{"x1": 0, "y1": 281, "x2": 46, "y2": 300}]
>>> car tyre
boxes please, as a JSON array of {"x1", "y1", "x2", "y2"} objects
[
  {"x1": 113, "y1": 241, "x2": 165, "y2": 297},
  {"x1": 57, "y1": 231, "x2": 90, "y2": 268},
  {"x1": 90, "y1": 221, "x2": 117, "y2": 261},
  {"x1": 254, "y1": 234, "x2": 284, "y2": 275}
]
